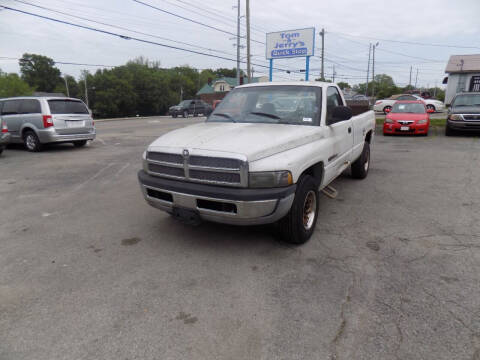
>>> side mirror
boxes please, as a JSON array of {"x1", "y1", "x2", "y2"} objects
[
  {"x1": 427, "y1": 108, "x2": 434, "y2": 113},
  {"x1": 327, "y1": 106, "x2": 352, "y2": 125}
]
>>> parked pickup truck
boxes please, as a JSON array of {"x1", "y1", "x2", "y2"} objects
[
  {"x1": 445, "y1": 92, "x2": 480, "y2": 136},
  {"x1": 138, "y1": 82, "x2": 375, "y2": 244}
]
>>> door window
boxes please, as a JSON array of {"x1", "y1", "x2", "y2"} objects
[
  {"x1": 1, "y1": 100, "x2": 21, "y2": 115},
  {"x1": 326, "y1": 87, "x2": 344, "y2": 122}
]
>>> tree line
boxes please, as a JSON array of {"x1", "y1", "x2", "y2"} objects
[{"x1": 0, "y1": 53, "x2": 444, "y2": 118}]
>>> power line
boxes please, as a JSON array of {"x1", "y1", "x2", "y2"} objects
[
  {"x1": 329, "y1": 31, "x2": 480, "y2": 50},
  {"x1": 11, "y1": 0, "x2": 241, "y2": 59},
  {"x1": 0, "y1": 56, "x2": 117, "y2": 67},
  {"x1": 0, "y1": 5, "x2": 298, "y2": 75},
  {"x1": 131, "y1": 0, "x2": 265, "y2": 45}
]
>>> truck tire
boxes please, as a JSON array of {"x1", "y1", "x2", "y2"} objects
[
  {"x1": 23, "y1": 130, "x2": 43, "y2": 152},
  {"x1": 277, "y1": 175, "x2": 319, "y2": 244},
  {"x1": 351, "y1": 141, "x2": 370, "y2": 179},
  {"x1": 445, "y1": 125, "x2": 455, "y2": 136}
]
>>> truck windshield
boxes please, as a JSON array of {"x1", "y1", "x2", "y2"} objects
[
  {"x1": 392, "y1": 103, "x2": 426, "y2": 113},
  {"x1": 453, "y1": 94, "x2": 480, "y2": 107},
  {"x1": 208, "y1": 85, "x2": 321, "y2": 125}
]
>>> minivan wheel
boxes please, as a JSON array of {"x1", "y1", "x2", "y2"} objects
[
  {"x1": 23, "y1": 130, "x2": 43, "y2": 152},
  {"x1": 183, "y1": 110, "x2": 188, "y2": 118},
  {"x1": 73, "y1": 140, "x2": 87, "y2": 147},
  {"x1": 277, "y1": 175, "x2": 319, "y2": 245}
]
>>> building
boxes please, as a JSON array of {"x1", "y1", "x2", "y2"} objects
[
  {"x1": 444, "y1": 54, "x2": 480, "y2": 105},
  {"x1": 196, "y1": 76, "x2": 269, "y2": 104}
]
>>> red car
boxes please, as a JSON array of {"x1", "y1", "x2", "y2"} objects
[{"x1": 383, "y1": 100, "x2": 433, "y2": 136}]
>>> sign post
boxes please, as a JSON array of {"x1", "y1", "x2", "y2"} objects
[{"x1": 266, "y1": 27, "x2": 315, "y2": 81}]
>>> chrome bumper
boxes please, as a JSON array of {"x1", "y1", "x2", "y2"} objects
[
  {"x1": 37, "y1": 128, "x2": 96, "y2": 143},
  {"x1": 138, "y1": 170, "x2": 295, "y2": 226}
]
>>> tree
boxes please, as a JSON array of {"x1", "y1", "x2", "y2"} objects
[
  {"x1": 337, "y1": 81, "x2": 350, "y2": 90},
  {"x1": 353, "y1": 74, "x2": 399, "y2": 98},
  {"x1": 19, "y1": 53, "x2": 61, "y2": 92},
  {"x1": 0, "y1": 70, "x2": 34, "y2": 97}
]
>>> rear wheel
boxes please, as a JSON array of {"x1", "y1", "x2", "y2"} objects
[
  {"x1": 383, "y1": 106, "x2": 392, "y2": 114},
  {"x1": 277, "y1": 175, "x2": 319, "y2": 245},
  {"x1": 73, "y1": 140, "x2": 87, "y2": 147},
  {"x1": 351, "y1": 141, "x2": 370, "y2": 179},
  {"x1": 23, "y1": 130, "x2": 43, "y2": 152},
  {"x1": 426, "y1": 104, "x2": 435, "y2": 112}
]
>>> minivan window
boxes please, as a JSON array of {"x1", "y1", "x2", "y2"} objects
[
  {"x1": 1, "y1": 100, "x2": 21, "y2": 115},
  {"x1": 20, "y1": 99, "x2": 41, "y2": 114},
  {"x1": 48, "y1": 100, "x2": 89, "y2": 114}
]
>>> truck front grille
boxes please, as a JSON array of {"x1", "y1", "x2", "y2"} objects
[
  {"x1": 146, "y1": 151, "x2": 247, "y2": 187},
  {"x1": 463, "y1": 115, "x2": 480, "y2": 121}
]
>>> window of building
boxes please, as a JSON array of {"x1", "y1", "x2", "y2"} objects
[{"x1": 470, "y1": 76, "x2": 480, "y2": 92}]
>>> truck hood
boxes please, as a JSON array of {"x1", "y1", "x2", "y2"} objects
[{"x1": 148, "y1": 122, "x2": 323, "y2": 162}]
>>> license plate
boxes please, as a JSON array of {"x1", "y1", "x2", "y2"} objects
[
  {"x1": 400, "y1": 126, "x2": 410, "y2": 131},
  {"x1": 66, "y1": 121, "x2": 85, "y2": 128},
  {"x1": 172, "y1": 207, "x2": 201, "y2": 226}
]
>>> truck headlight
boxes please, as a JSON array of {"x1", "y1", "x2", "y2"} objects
[
  {"x1": 249, "y1": 171, "x2": 293, "y2": 188},
  {"x1": 142, "y1": 151, "x2": 148, "y2": 172},
  {"x1": 448, "y1": 114, "x2": 462, "y2": 121}
]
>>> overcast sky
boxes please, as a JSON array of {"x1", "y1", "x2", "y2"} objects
[{"x1": 1, "y1": 0, "x2": 480, "y2": 88}]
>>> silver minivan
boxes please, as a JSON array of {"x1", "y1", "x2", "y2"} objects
[{"x1": 0, "y1": 97, "x2": 95, "y2": 152}]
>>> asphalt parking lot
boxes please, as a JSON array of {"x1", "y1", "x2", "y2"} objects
[{"x1": 1, "y1": 116, "x2": 479, "y2": 360}]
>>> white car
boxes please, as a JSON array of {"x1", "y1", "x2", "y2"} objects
[
  {"x1": 374, "y1": 94, "x2": 445, "y2": 114},
  {"x1": 138, "y1": 82, "x2": 376, "y2": 244}
]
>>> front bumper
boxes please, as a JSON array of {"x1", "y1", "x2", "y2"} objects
[
  {"x1": 447, "y1": 120, "x2": 480, "y2": 132},
  {"x1": 37, "y1": 128, "x2": 96, "y2": 144},
  {"x1": 138, "y1": 170, "x2": 296, "y2": 226},
  {"x1": 0, "y1": 132, "x2": 11, "y2": 146},
  {"x1": 383, "y1": 123, "x2": 429, "y2": 135}
]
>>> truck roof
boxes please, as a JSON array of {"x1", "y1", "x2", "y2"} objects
[{"x1": 237, "y1": 81, "x2": 334, "y2": 89}]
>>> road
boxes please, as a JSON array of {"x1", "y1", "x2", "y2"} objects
[{"x1": 1, "y1": 116, "x2": 479, "y2": 360}]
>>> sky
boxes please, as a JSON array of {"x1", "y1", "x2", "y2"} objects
[{"x1": 1, "y1": 0, "x2": 480, "y2": 88}]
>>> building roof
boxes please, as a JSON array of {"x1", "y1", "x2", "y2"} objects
[
  {"x1": 445, "y1": 54, "x2": 480, "y2": 73},
  {"x1": 196, "y1": 83, "x2": 214, "y2": 95}
]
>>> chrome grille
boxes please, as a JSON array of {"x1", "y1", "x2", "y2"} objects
[
  {"x1": 147, "y1": 152, "x2": 183, "y2": 164},
  {"x1": 148, "y1": 163, "x2": 184, "y2": 178},
  {"x1": 189, "y1": 169, "x2": 241, "y2": 183},
  {"x1": 189, "y1": 155, "x2": 241, "y2": 169},
  {"x1": 463, "y1": 115, "x2": 480, "y2": 121},
  {"x1": 147, "y1": 151, "x2": 247, "y2": 187}
]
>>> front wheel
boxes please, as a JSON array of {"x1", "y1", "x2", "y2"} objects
[
  {"x1": 23, "y1": 130, "x2": 43, "y2": 152},
  {"x1": 277, "y1": 175, "x2": 319, "y2": 244},
  {"x1": 445, "y1": 125, "x2": 455, "y2": 136},
  {"x1": 426, "y1": 104, "x2": 435, "y2": 112},
  {"x1": 183, "y1": 110, "x2": 188, "y2": 118},
  {"x1": 172, "y1": 114, "x2": 177, "y2": 118},
  {"x1": 351, "y1": 141, "x2": 370, "y2": 179},
  {"x1": 383, "y1": 106, "x2": 392, "y2": 114}
]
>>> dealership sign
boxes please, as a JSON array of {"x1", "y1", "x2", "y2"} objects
[{"x1": 266, "y1": 28, "x2": 315, "y2": 60}]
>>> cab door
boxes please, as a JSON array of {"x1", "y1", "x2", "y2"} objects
[{"x1": 322, "y1": 87, "x2": 354, "y2": 184}]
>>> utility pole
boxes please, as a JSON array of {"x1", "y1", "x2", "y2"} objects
[
  {"x1": 414, "y1": 68, "x2": 419, "y2": 89},
  {"x1": 63, "y1": 74, "x2": 70, "y2": 97},
  {"x1": 365, "y1": 43, "x2": 371, "y2": 96},
  {"x1": 246, "y1": 0, "x2": 251, "y2": 82},
  {"x1": 332, "y1": 65, "x2": 336, "y2": 83},
  {"x1": 409, "y1": 66, "x2": 412, "y2": 87},
  {"x1": 320, "y1": 28, "x2": 325, "y2": 80},
  {"x1": 236, "y1": 0, "x2": 240, "y2": 86},
  {"x1": 372, "y1": 42, "x2": 379, "y2": 98},
  {"x1": 83, "y1": 70, "x2": 89, "y2": 107}
]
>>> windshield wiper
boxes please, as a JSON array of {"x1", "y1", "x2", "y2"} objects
[
  {"x1": 211, "y1": 113, "x2": 236, "y2": 122},
  {"x1": 249, "y1": 111, "x2": 281, "y2": 119}
]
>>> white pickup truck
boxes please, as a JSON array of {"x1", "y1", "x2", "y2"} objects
[{"x1": 138, "y1": 82, "x2": 375, "y2": 244}]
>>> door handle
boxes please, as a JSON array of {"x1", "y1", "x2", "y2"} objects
[{"x1": 348, "y1": 127, "x2": 352, "y2": 134}]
